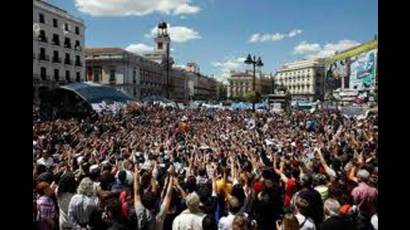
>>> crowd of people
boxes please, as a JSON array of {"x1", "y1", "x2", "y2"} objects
[{"x1": 33, "y1": 103, "x2": 378, "y2": 230}]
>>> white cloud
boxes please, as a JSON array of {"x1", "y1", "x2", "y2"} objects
[
  {"x1": 288, "y1": 29, "x2": 302, "y2": 37},
  {"x1": 236, "y1": 57, "x2": 246, "y2": 63},
  {"x1": 174, "y1": 64, "x2": 186, "y2": 69},
  {"x1": 126, "y1": 43, "x2": 176, "y2": 54},
  {"x1": 293, "y1": 40, "x2": 360, "y2": 58},
  {"x1": 125, "y1": 43, "x2": 154, "y2": 54},
  {"x1": 249, "y1": 28, "x2": 302, "y2": 43},
  {"x1": 249, "y1": 34, "x2": 260, "y2": 43},
  {"x1": 148, "y1": 23, "x2": 201, "y2": 43},
  {"x1": 74, "y1": 0, "x2": 201, "y2": 16},
  {"x1": 213, "y1": 72, "x2": 230, "y2": 84},
  {"x1": 212, "y1": 57, "x2": 245, "y2": 71},
  {"x1": 173, "y1": 3, "x2": 200, "y2": 15},
  {"x1": 211, "y1": 56, "x2": 247, "y2": 83},
  {"x1": 294, "y1": 41, "x2": 321, "y2": 55}
]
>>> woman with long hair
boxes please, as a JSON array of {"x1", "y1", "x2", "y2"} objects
[{"x1": 56, "y1": 172, "x2": 77, "y2": 230}]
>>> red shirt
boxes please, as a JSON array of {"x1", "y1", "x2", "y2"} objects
[
  {"x1": 284, "y1": 179, "x2": 297, "y2": 207},
  {"x1": 253, "y1": 182, "x2": 264, "y2": 195}
]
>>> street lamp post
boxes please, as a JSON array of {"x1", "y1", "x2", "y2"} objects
[{"x1": 244, "y1": 54, "x2": 264, "y2": 111}]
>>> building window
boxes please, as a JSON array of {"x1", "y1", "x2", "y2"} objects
[
  {"x1": 64, "y1": 37, "x2": 71, "y2": 48},
  {"x1": 53, "y1": 18, "x2": 58, "y2": 28},
  {"x1": 40, "y1": 67, "x2": 47, "y2": 80},
  {"x1": 75, "y1": 55, "x2": 81, "y2": 66},
  {"x1": 133, "y1": 69, "x2": 137, "y2": 84},
  {"x1": 75, "y1": 26, "x2": 80, "y2": 35},
  {"x1": 158, "y1": 42, "x2": 163, "y2": 50},
  {"x1": 65, "y1": 53, "x2": 71, "y2": 65},
  {"x1": 65, "y1": 70, "x2": 70, "y2": 81},
  {"x1": 52, "y1": 34, "x2": 60, "y2": 46},
  {"x1": 64, "y1": 23, "x2": 69, "y2": 31},
  {"x1": 52, "y1": 51, "x2": 60, "y2": 63},
  {"x1": 39, "y1": 13, "x2": 45, "y2": 23},
  {"x1": 54, "y1": 69, "x2": 59, "y2": 81},
  {"x1": 39, "y1": 48, "x2": 47, "y2": 61},
  {"x1": 110, "y1": 69, "x2": 116, "y2": 83},
  {"x1": 39, "y1": 30, "x2": 47, "y2": 42},
  {"x1": 76, "y1": 72, "x2": 81, "y2": 82},
  {"x1": 75, "y1": 40, "x2": 81, "y2": 50}
]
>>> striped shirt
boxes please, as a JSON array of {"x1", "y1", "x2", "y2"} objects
[
  {"x1": 67, "y1": 194, "x2": 99, "y2": 227},
  {"x1": 37, "y1": 196, "x2": 56, "y2": 220}
]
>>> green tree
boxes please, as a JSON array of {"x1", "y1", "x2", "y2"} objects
[{"x1": 244, "y1": 91, "x2": 261, "y2": 103}]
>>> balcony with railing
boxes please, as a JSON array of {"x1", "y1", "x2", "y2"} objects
[
  {"x1": 52, "y1": 38, "x2": 60, "y2": 46},
  {"x1": 38, "y1": 35, "x2": 48, "y2": 43},
  {"x1": 40, "y1": 75, "x2": 50, "y2": 81},
  {"x1": 64, "y1": 41, "x2": 72, "y2": 49},
  {"x1": 52, "y1": 57, "x2": 62, "y2": 63},
  {"x1": 38, "y1": 54, "x2": 50, "y2": 62},
  {"x1": 74, "y1": 45, "x2": 82, "y2": 51},
  {"x1": 64, "y1": 59, "x2": 72, "y2": 65}
]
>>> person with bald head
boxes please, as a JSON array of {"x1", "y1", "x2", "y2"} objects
[
  {"x1": 172, "y1": 192, "x2": 206, "y2": 230},
  {"x1": 351, "y1": 169, "x2": 378, "y2": 216},
  {"x1": 351, "y1": 169, "x2": 378, "y2": 230},
  {"x1": 319, "y1": 198, "x2": 357, "y2": 230}
]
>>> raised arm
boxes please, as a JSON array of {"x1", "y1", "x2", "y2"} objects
[
  {"x1": 273, "y1": 155, "x2": 288, "y2": 184},
  {"x1": 133, "y1": 164, "x2": 142, "y2": 209},
  {"x1": 161, "y1": 175, "x2": 174, "y2": 212},
  {"x1": 348, "y1": 165, "x2": 359, "y2": 183},
  {"x1": 230, "y1": 155, "x2": 239, "y2": 183},
  {"x1": 316, "y1": 145, "x2": 336, "y2": 178},
  {"x1": 174, "y1": 177, "x2": 187, "y2": 199}
]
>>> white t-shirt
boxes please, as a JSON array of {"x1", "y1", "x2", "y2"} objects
[
  {"x1": 218, "y1": 212, "x2": 235, "y2": 230},
  {"x1": 172, "y1": 209, "x2": 205, "y2": 230},
  {"x1": 371, "y1": 214, "x2": 378, "y2": 230},
  {"x1": 37, "y1": 157, "x2": 54, "y2": 169},
  {"x1": 295, "y1": 213, "x2": 316, "y2": 230}
]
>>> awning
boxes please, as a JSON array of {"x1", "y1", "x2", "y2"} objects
[{"x1": 59, "y1": 81, "x2": 134, "y2": 104}]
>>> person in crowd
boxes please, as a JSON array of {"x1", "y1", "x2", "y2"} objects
[
  {"x1": 291, "y1": 174, "x2": 324, "y2": 228},
  {"x1": 172, "y1": 192, "x2": 206, "y2": 230},
  {"x1": 112, "y1": 170, "x2": 131, "y2": 194},
  {"x1": 351, "y1": 169, "x2": 378, "y2": 217},
  {"x1": 56, "y1": 172, "x2": 77, "y2": 230},
  {"x1": 319, "y1": 198, "x2": 358, "y2": 230},
  {"x1": 232, "y1": 213, "x2": 257, "y2": 230},
  {"x1": 313, "y1": 174, "x2": 329, "y2": 202},
  {"x1": 33, "y1": 103, "x2": 378, "y2": 230},
  {"x1": 203, "y1": 214, "x2": 218, "y2": 230},
  {"x1": 68, "y1": 177, "x2": 100, "y2": 229},
  {"x1": 37, "y1": 150, "x2": 54, "y2": 169},
  {"x1": 36, "y1": 182, "x2": 57, "y2": 230},
  {"x1": 276, "y1": 213, "x2": 300, "y2": 230},
  {"x1": 218, "y1": 195, "x2": 241, "y2": 230},
  {"x1": 293, "y1": 195, "x2": 317, "y2": 230}
]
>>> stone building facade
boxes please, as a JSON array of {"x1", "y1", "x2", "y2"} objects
[{"x1": 33, "y1": 0, "x2": 85, "y2": 104}]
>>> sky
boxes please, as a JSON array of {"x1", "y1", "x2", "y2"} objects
[{"x1": 46, "y1": 0, "x2": 378, "y2": 83}]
